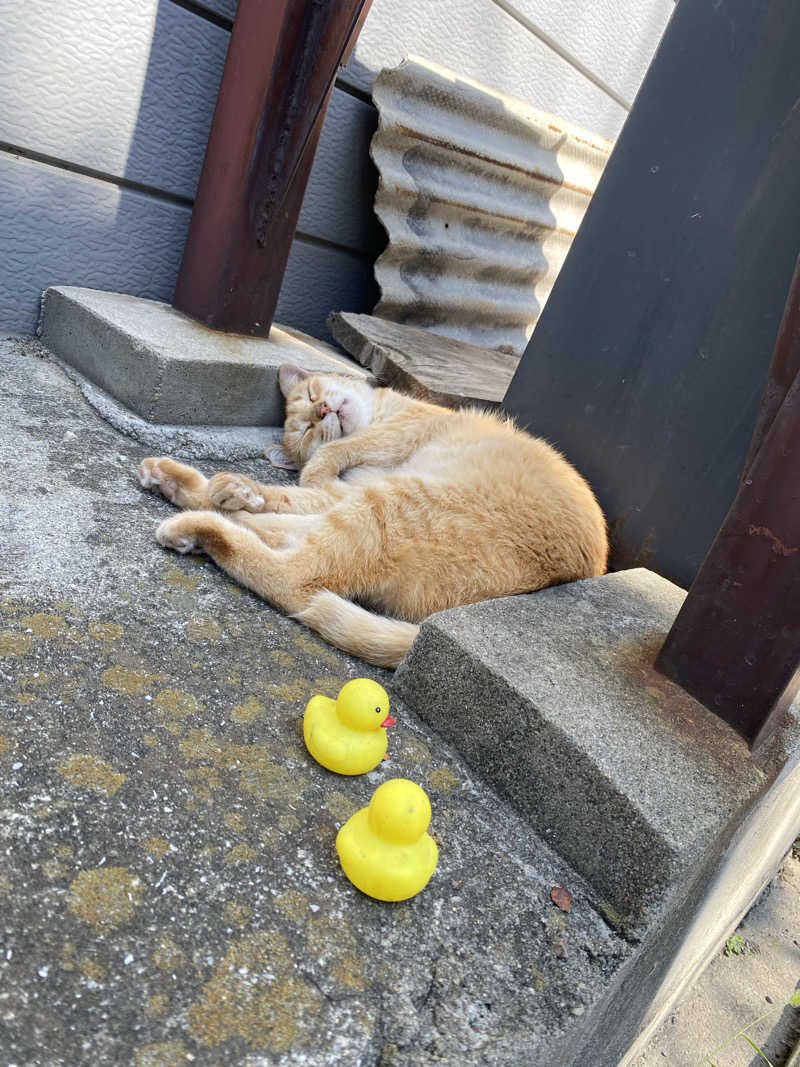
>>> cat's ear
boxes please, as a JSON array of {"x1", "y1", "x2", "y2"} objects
[
  {"x1": 277, "y1": 363, "x2": 309, "y2": 398},
  {"x1": 267, "y1": 444, "x2": 299, "y2": 471}
]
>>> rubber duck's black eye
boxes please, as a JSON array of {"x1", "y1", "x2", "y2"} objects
[{"x1": 375, "y1": 706, "x2": 382, "y2": 714}]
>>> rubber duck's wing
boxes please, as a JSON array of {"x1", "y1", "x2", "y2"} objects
[
  {"x1": 304, "y1": 696, "x2": 353, "y2": 766},
  {"x1": 305, "y1": 694, "x2": 335, "y2": 719}
]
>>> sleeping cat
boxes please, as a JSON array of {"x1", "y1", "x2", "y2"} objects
[{"x1": 139, "y1": 363, "x2": 607, "y2": 668}]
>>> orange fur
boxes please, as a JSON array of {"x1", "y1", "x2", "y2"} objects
[{"x1": 141, "y1": 365, "x2": 607, "y2": 668}]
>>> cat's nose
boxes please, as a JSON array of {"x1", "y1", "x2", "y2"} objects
[{"x1": 316, "y1": 401, "x2": 332, "y2": 418}]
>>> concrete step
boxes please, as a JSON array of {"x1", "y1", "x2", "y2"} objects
[
  {"x1": 394, "y1": 569, "x2": 800, "y2": 1063},
  {"x1": 38, "y1": 286, "x2": 366, "y2": 429}
]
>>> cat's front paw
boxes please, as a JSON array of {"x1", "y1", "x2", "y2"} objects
[
  {"x1": 139, "y1": 457, "x2": 208, "y2": 508},
  {"x1": 139, "y1": 457, "x2": 179, "y2": 502},
  {"x1": 298, "y1": 458, "x2": 337, "y2": 488},
  {"x1": 208, "y1": 472, "x2": 266, "y2": 512}
]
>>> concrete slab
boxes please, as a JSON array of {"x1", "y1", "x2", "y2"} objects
[
  {"x1": 0, "y1": 335, "x2": 633, "y2": 1065},
  {"x1": 393, "y1": 571, "x2": 767, "y2": 938},
  {"x1": 37, "y1": 287, "x2": 367, "y2": 427},
  {"x1": 393, "y1": 573, "x2": 800, "y2": 1066},
  {"x1": 47, "y1": 349, "x2": 285, "y2": 463},
  {"x1": 589, "y1": 745, "x2": 800, "y2": 1067}
]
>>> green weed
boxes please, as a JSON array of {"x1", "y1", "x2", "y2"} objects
[
  {"x1": 723, "y1": 934, "x2": 745, "y2": 957},
  {"x1": 695, "y1": 991, "x2": 800, "y2": 1067}
]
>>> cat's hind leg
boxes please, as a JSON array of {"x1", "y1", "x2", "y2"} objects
[
  {"x1": 155, "y1": 508, "x2": 416, "y2": 667},
  {"x1": 139, "y1": 457, "x2": 209, "y2": 510},
  {"x1": 156, "y1": 510, "x2": 322, "y2": 615},
  {"x1": 227, "y1": 510, "x2": 324, "y2": 549}
]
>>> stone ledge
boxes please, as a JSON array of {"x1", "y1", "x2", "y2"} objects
[
  {"x1": 38, "y1": 286, "x2": 366, "y2": 427},
  {"x1": 393, "y1": 569, "x2": 766, "y2": 938}
]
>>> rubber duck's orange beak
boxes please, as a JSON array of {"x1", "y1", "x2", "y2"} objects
[{"x1": 381, "y1": 715, "x2": 396, "y2": 728}]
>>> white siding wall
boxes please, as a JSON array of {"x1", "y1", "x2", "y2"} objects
[{"x1": 0, "y1": 0, "x2": 673, "y2": 339}]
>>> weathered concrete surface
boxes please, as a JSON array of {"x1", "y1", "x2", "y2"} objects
[
  {"x1": 632, "y1": 852, "x2": 800, "y2": 1067},
  {"x1": 394, "y1": 572, "x2": 766, "y2": 937},
  {"x1": 0, "y1": 335, "x2": 633, "y2": 1065},
  {"x1": 50, "y1": 355, "x2": 285, "y2": 463},
  {"x1": 618, "y1": 754, "x2": 800, "y2": 1066},
  {"x1": 38, "y1": 288, "x2": 367, "y2": 428}
]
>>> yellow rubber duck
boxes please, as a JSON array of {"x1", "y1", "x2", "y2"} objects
[
  {"x1": 336, "y1": 778, "x2": 439, "y2": 901},
  {"x1": 303, "y1": 678, "x2": 396, "y2": 775}
]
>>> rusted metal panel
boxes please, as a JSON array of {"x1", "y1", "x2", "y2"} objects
[
  {"x1": 173, "y1": 0, "x2": 372, "y2": 336},
  {"x1": 741, "y1": 257, "x2": 800, "y2": 477},
  {"x1": 656, "y1": 260, "x2": 800, "y2": 749},
  {"x1": 369, "y1": 57, "x2": 611, "y2": 355},
  {"x1": 503, "y1": 0, "x2": 800, "y2": 591}
]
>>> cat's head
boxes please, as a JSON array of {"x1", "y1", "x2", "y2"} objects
[{"x1": 269, "y1": 364, "x2": 375, "y2": 469}]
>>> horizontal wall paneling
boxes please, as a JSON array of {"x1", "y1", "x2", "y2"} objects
[
  {"x1": 0, "y1": 152, "x2": 190, "y2": 335},
  {"x1": 0, "y1": 0, "x2": 227, "y2": 202},
  {"x1": 0, "y1": 0, "x2": 379, "y2": 256},
  {"x1": 495, "y1": 0, "x2": 674, "y2": 113},
  {"x1": 0, "y1": 152, "x2": 376, "y2": 341}
]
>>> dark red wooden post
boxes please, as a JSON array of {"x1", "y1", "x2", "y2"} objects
[
  {"x1": 173, "y1": 0, "x2": 373, "y2": 336},
  {"x1": 656, "y1": 258, "x2": 800, "y2": 749}
]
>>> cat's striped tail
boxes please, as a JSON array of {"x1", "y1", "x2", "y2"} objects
[{"x1": 293, "y1": 590, "x2": 419, "y2": 669}]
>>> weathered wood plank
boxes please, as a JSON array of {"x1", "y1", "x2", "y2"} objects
[
  {"x1": 655, "y1": 258, "x2": 800, "y2": 748},
  {"x1": 503, "y1": 0, "x2": 800, "y2": 591},
  {"x1": 328, "y1": 311, "x2": 518, "y2": 408}
]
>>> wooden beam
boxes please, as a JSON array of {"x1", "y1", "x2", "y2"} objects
[
  {"x1": 328, "y1": 312, "x2": 519, "y2": 409},
  {"x1": 656, "y1": 259, "x2": 800, "y2": 748},
  {"x1": 173, "y1": 0, "x2": 373, "y2": 336}
]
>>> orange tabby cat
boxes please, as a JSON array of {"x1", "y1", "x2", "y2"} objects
[{"x1": 139, "y1": 363, "x2": 607, "y2": 667}]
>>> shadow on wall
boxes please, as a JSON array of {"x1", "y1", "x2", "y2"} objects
[
  {"x1": 0, "y1": 152, "x2": 192, "y2": 336},
  {"x1": 121, "y1": 0, "x2": 226, "y2": 204}
]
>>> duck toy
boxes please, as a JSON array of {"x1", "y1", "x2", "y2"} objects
[
  {"x1": 336, "y1": 778, "x2": 439, "y2": 901},
  {"x1": 303, "y1": 678, "x2": 396, "y2": 775}
]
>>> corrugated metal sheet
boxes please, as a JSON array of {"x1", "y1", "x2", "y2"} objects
[{"x1": 370, "y1": 56, "x2": 612, "y2": 355}]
